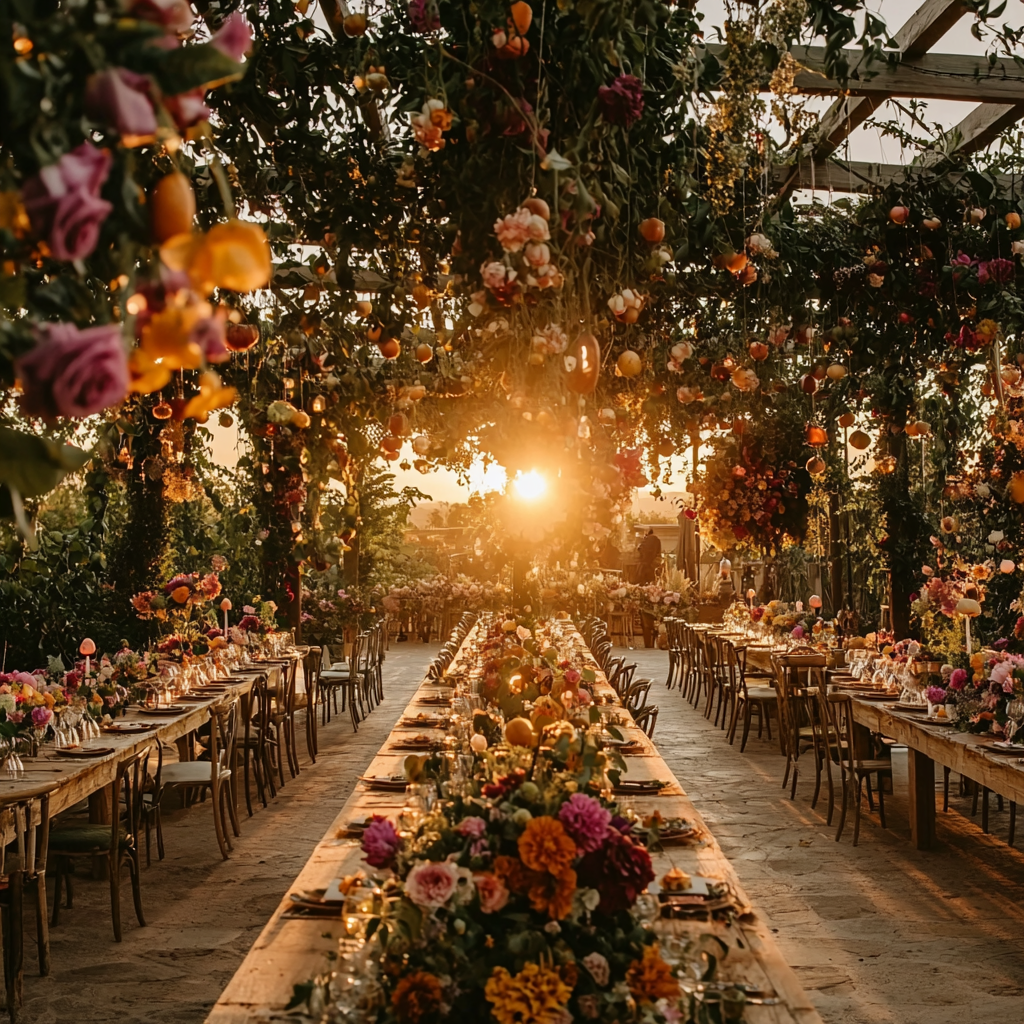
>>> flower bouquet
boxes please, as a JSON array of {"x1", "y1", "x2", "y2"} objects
[{"x1": 0, "y1": 670, "x2": 68, "y2": 745}]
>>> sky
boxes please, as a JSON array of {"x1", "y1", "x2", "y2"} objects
[{"x1": 212, "y1": 0, "x2": 1002, "y2": 509}]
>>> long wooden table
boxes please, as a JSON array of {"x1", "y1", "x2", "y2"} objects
[
  {"x1": 849, "y1": 697, "x2": 1024, "y2": 851},
  {"x1": 0, "y1": 663, "x2": 281, "y2": 818},
  {"x1": 728, "y1": 634, "x2": 1024, "y2": 852},
  {"x1": 208, "y1": 624, "x2": 822, "y2": 1024}
]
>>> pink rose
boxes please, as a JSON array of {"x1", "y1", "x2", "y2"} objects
[
  {"x1": 456, "y1": 815, "x2": 487, "y2": 838},
  {"x1": 17, "y1": 321, "x2": 128, "y2": 419},
  {"x1": 494, "y1": 207, "x2": 532, "y2": 252},
  {"x1": 21, "y1": 143, "x2": 113, "y2": 260},
  {"x1": 210, "y1": 12, "x2": 253, "y2": 62},
  {"x1": 130, "y1": 0, "x2": 194, "y2": 32},
  {"x1": 405, "y1": 860, "x2": 459, "y2": 908},
  {"x1": 165, "y1": 89, "x2": 211, "y2": 130},
  {"x1": 473, "y1": 872, "x2": 509, "y2": 914},
  {"x1": 31, "y1": 707, "x2": 52, "y2": 727},
  {"x1": 84, "y1": 69, "x2": 157, "y2": 143}
]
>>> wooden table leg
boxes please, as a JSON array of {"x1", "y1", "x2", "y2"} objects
[{"x1": 908, "y1": 748, "x2": 936, "y2": 850}]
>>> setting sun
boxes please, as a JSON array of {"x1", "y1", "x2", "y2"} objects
[{"x1": 512, "y1": 470, "x2": 547, "y2": 501}]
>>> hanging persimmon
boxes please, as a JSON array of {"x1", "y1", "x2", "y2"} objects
[{"x1": 150, "y1": 172, "x2": 195, "y2": 243}]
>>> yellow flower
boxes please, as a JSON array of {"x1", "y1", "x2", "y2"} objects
[
  {"x1": 518, "y1": 816, "x2": 576, "y2": 876},
  {"x1": 128, "y1": 347, "x2": 173, "y2": 394},
  {"x1": 182, "y1": 370, "x2": 237, "y2": 422},
  {"x1": 485, "y1": 963, "x2": 571, "y2": 1024}
]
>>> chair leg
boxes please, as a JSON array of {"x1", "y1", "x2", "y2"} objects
[
  {"x1": 834, "y1": 774, "x2": 849, "y2": 842},
  {"x1": 33, "y1": 872, "x2": 50, "y2": 977},
  {"x1": 211, "y1": 784, "x2": 232, "y2": 860},
  {"x1": 740, "y1": 704, "x2": 753, "y2": 753},
  {"x1": 128, "y1": 854, "x2": 145, "y2": 927},
  {"x1": 109, "y1": 854, "x2": 122, "y2": 942},
  {"x1": 155, "y1": 806, "x2": 165, "y2": 861},
  {"x1": 864, "y1": 774, "x2": 875, "y2": 811},
  {"x1": 877, "y1": 776, "x2": 887, "y2": 829},
  {"x1": 1010, "y1": 802, "x2": 1017, "y2": 846},
  {"x1": 943, "y1": 766, "x2": 950, "y2": 812},
  {"x1": 811, "y1": 750, "x2": 822, "y2": 810},
  {"x1": 243, "y1": 742, "x2": 255, "y2": 817},
  {"x1": 50, "y1": 861, "x2": 61, "y2": 928},
  {"x1": 727, "y1": 697, "x2": 741, "y2": 744},
  {"x1": 225, "y1": 776, "x2": 242, "y2": 839},
  {"x1": 8, "y1": 868, "x2": 24, "y2": 1017},
  {"x1": 853, "y1": 778, "x2": 863, "y2": 847},
  {"x1": 982, "y1": 787, "x2": 990, "y2": 833}
]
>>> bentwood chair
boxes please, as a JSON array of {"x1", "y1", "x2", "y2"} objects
[
  {"x1": 632, "y1": 704, "x2": 659, "y2": 739},
  {"x1": 0, "y1": 784, "x2": 55, "y2": 1018},
  {"x1": 772, "y1": 654, "x2": 825, "y2": 802},
  {"x1": 727, "y1": 646, "x2": 778, "y2": 751},
  {"x1": 269, "y1": 658, "x2": 301, "y2": 782},
  {"x1": 821, "y1": 692, "x2": 891, "y2": 845},
  {"x1": 160, "y1": 701, "x2": 241, "y2": 860},
  {"x1": 50, "y1": 749, "x2": 151, "y2": 941},
  {"x1": 238, "y1": 672, "x2": 276, "y2": 815},
  {"x1": 296, "y1": 646, "x2": 322, "y2": 763},
  {"x1": 320, "y1": 637, "x2": 363, "y2": 732}
]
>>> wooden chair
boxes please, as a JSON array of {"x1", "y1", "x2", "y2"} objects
[
  {"x1": 0, "y1": 784, "x2": 54, "y2": 1017},
  {"x1": 50, "y1": 749, "x2": 150, "y2": 941},
  {"x1": 772, "y1": 654, "x2": 826, "y2": 801},
  {"x1": 296, "y1": 647, "x2": 322, "y2": 763},
  {"x1": 269, "y1": 659, "x2": 301, "y2": 782},
  {"x1": 632, "y1": 705, "x2": 659, "y2": 739},
  {"x1": 238, "y1": 672, "x2": 276, "y2": 815},
  {"x1": 320, "y1": 636, "x2": 363, "y2": 732},
  {"x1": 821, "y1": 692, "x2": 891, "y2": 845},
  {"x1": 727, "y1": 646, "x2": 778, "y2": 751},
  {"x1": 159, "y1": 702, "x2": 241, "y2": 860},
  {"x1": 623, "y1": 679, "x2": 653, "y2": 714}
]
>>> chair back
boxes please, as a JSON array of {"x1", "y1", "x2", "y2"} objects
[
  {"x1": 632, "y1": 705, "x2": 658, "y2": 739},
  {"x1": 624, "y1": 678, "x2": 652, "y2": 713},
  {"x1": 303, "y1": 647, "x2": 322, "y2": 709},
  {"x1": 209, "y1": 699, "x2": 241, "y2": 780},
  {"x1": 115, "y1": 748, "x2": 153, "y2": 857}
]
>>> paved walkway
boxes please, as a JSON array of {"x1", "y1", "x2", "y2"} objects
[
  {"x1": 20, "y1": 643, "x2": 438, "y2": 1024},
  {"x1": 628, "y1": 646, "x2": 1024, "y2": 1024}
]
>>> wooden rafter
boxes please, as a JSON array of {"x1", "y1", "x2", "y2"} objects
[
  {"x1": 771, "y1": 158, "x2": 1020, "y2": 195},
  {"x1": 811, "y1": 0, "x2": 970, "y2": 159}
]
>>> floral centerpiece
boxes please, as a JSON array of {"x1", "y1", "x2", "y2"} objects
[
  {"x1": 936, "y1": 652, "x2": 1024, "y2": 737},
  {"x1": 0, "y1": 669, "x2": 69, "y2": 740},
  {"x1": 131, "y1": 569, "x2": 223, "y2": 623},
  {"x1": 63, "y1": 647, "x2": 159, "y2": 718}
]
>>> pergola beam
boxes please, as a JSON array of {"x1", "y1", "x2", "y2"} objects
[
  {"x1": 705, "y1": 44, "x2": 1024, "y2": 105},
  {"x1": 812, "y1": 0, "x2": 969, "y2": 159},
  {"x1": 941, "y1": 102, "x2": 1024, "y2": 155},
  {"x1": 773, "y1": 158, "x2": 1019, "y2": 194}
]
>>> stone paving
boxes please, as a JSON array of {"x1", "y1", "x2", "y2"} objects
[
  {"x1": 19, "y1": 642, "x2": 439, "y2": 1024},
  {"x1": 20, "y1": 640, "x2": 1024, "y2": 1023},
  {"x1": 628, "y1": 647, "x2": 1024, "y2": 1024}
]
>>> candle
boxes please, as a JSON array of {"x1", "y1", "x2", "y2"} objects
[
  {"x1": 79, "y1": 637, "x2": 95, "y2": 677},
  {"x1": 221, "y1": 598, "x2": 232, "y2": 635}
]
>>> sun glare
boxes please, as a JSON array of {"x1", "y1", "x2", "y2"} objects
[{"x1": 512, "y1": 470, "x2": 547, "y2": 501}]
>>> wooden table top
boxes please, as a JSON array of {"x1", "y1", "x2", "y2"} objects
[
  {"x1": 849, "y1": 697, "x2": 1024, "y2": 804},
  {"x1": 207, "y1": 625, "x2": 822, "y2": 1024},
  {"x1": 0, "y1": 664, "x2": 280, "y2": 818}
]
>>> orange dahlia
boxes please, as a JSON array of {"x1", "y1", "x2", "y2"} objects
[
  {"x1": 494, "y1": 854, "x2": 533, "y2": 894},
  {"x1": 391, "y1": 970, "x2": 445, "y2": 1023},
  {"x1": 518, "y1": 816, "x2": 577, "y2": 876},
  {"x1": 626, "y1": 944, "x2": 679, "y2": 1003},
  {"x1": 527, "y1": 868, "x2": 577, "y2": 920}
]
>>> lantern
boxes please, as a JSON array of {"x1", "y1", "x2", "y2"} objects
[{"x1": 566, "y1": 333, "x2": 601, "y2": 394}]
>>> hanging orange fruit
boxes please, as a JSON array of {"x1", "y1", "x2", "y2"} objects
[
  {"x1": 806, "y1": 456, "x2": 826, "y2": 475},
  {"x1": 378, "y1": 338, "x2": 400, "y2": 359},
  {"x1": 150, "y1": 172, "x2": 195, "y2": 244},
  {"x1": 805, "y1": 424, "x2": 828, "y2": 447},
  {"x1": 837, "y1": 411, "x2": 855, "y2": 428},
  {"x1": 226, "y1": 323, "x2": 259, "y2": 352},
  {"x1": 389, "y1": 412, "x2": 411, "y2": 436},
  {"x1": 509, "y1": 1, "x2": 532, "y2": 35},
  {"x1": 616, "y1": 350, "x2": 642, "y2": 377},
  {"x1": 343, "y1": 11, "x2": 367, "y2": 35},
  {"x1": 849, "y1": 429, "x2": 871, "y2": 450},
  {"x1": 566, "y1": 332, "x2": 601, "y2": 394},
  {"x1": 639, "y1": 218, "x2": 665, "y2": 243}
]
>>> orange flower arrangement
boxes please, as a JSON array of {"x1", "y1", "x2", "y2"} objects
[
  {"x1": 391, "y1": 970, "x2": 445, "y2": 1023},
  {"x1": 517, "y1": 816, "x2": 576, "y2": 875},
  {"x1": 626, "y1": 944, "x2": 678, "y2": 1003},
  {"x1": 493, "y1": 854, "x2": 532, "y2": 894},
  {"x1": 527, "y1": 868, "x2": 577, "y2": 920}
]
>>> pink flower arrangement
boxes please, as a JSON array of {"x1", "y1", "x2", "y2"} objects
[
  {"x1": 494, "y1": 208, "x2": 533, "y2": 252},
  {"x1": 949, "y1": 668, "x2": 967, "y2": 690},
  {"x1": 22, "y1": 142, "x2": 113, "y2": 260},
  {"x1": 405, "y1": 860, "x2": 460, "y2": 908},
  {"x1": 558, "y1": 793, "x2": 611, "y2": 853},
  {"x1": 361, "y1": 815, "x2": 402, "y2": 868},
  {"x1": 17, "y1": 321, "x2": 128, "y2": 420}
]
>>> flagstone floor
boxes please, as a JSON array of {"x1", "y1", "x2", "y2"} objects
[
  {"x1": 629, "y1": 647, "x2": 1024, "y2": 1024},
  {"x1": 21, "y1": 641, "x2": 1024, "y2": 1024}
]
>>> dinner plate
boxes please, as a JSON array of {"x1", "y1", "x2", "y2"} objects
[
  {"x1": 359, "y1": 775, "x2": 407, "y2": 791},
  {"x1": 137, "y1": 705, "x2": 189, "y2": 716},
  {"x1": 984, "y1": 740, "x2": 1024, "y2": 754},
  {"x1": 613, "y1": 779, "x2": 667, "y2": 795},
  {"x1": 56, "y1": 746, "x2": 116, "y2": 758},
  {"x1": 102, "y1": 723, "x2": 156, "y2": 733}
]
